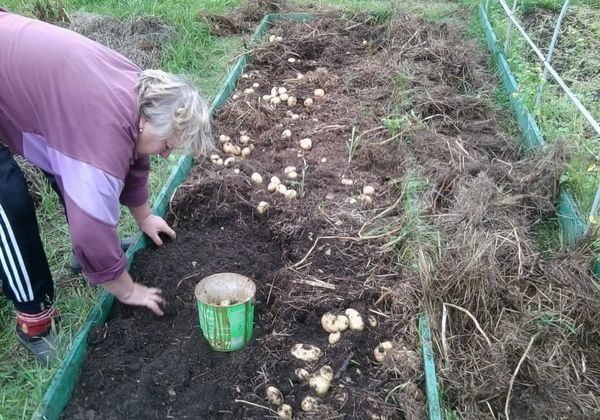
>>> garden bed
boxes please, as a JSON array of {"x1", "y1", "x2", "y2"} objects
[{"x1": 59, "y1": 4, "x2": 600, "y2": 419}]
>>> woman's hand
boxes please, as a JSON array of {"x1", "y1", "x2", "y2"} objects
[
  {"x1": 118, "y1": 283, "x2": 165, "y2": 316},
  {"x1": 103, "y1": 271, "x2": 166, "y2": 316},
  {"x1": 138, "y1": 214, "x2": 176, "y2": 246}
]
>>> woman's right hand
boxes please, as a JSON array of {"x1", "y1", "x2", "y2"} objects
[{"x1": 102, "y1": 270, "x2": 165, "y2": 316}]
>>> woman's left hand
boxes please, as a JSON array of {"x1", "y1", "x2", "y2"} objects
[{"x1": 138, "y1": 214, "x2": 176, "y2": 246}]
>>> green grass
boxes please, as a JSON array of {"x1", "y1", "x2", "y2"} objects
[
  {"x1": 0, "y1": 1, "x2": 243, "y2": 419},
  {"x1": 485, "y1": 1, "x2": 600, "y2": 216}
]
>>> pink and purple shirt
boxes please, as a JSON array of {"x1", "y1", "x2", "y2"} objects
[{"x1": 0, "y1": 10, "x2": 150, "y2": 284}]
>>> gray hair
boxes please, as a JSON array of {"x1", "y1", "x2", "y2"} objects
[{"x1": 136, "y1": 69, "x2": 214, "y2": 156}]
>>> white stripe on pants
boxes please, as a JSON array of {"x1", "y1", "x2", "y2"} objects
[{"x1": 0, "y1": 203, "x2": 34, "y2": 302}]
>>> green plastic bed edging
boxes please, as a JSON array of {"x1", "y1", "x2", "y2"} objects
[
  {"x1": 479, "y1": 5, "x2": 544, "y2": 151},
  {"x1": 478, "y1": 4, "x2": 600, "y2": 276},
  {"x1": 36, "y1": 12, "x2": 441, "y2": 420}
]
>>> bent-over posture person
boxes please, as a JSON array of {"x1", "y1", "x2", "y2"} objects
[{"x1": 0, "y1": 8, "x2": 213, "y2": 366}]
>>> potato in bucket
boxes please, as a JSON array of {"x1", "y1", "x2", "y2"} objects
[{"x1": 195, "y1": 273, "x2": 256, "y2": 351}]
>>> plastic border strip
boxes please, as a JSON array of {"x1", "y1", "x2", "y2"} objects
[
  {"x1": 37, "y1": 12, "x2": 442, "y2": 420},
  {"x1": 479, "y1": 5, "x2": 544, "y2": 150}
]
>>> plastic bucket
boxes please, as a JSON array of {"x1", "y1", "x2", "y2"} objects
[{"x1": 194, "y1": 273, "x2": 256, "y2": 351}]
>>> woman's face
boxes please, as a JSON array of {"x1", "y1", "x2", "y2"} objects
[{"x1": 136, "y1": 118, "x2": 175, "y2": 159}]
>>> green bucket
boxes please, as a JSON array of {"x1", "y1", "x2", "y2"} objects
[{"x1": 194, "y1": 273, "x2": 256, "y2": 351}]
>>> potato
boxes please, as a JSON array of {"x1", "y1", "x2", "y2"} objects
[
  {"x1": 301, "y1": 396, "x2": 318, "y2": 412},
  {"x1": 362, "y1": 39, "x2": 368, "y2": 46},
  {"x1": 270, "y1": 97, "x2": 281, "y2": 105},
  {"x1": 275, "y1": 36, "x2": 283, "y2": 42},
  {"x1": 328, "y1": 332, "x2": 341, "y2": 344},
  {"x1": 296, "y1": 73, "x2": 304, "y2": 80},
  {"x1": 262, "y1": 95, "x2": 272, "y2": 101},
  {"x1": 314, "y1": 88, "x2": 325, "y2": 97},
  {"x1": 309, "y1": 365, "x2": 334, "y2": 396},
  {"x1": 222, "y1": 142, "x2": 234, "y2": 154},
  {"x1": 243, "y1": 88, "x2": 254, "y2": 94},
  {"x1": 266, "y1": 386, "x2": 283, "y2": 406},
  {"x1": 367, "y1": 315, "x2": 378, "y2": 328},
  {"x1": 303, "y1": 98, "x2": 313, "y2": 107},
  {"x1": 373, "y1": 341, "x2": 393, "y2": 363},
  {"x1": 344, "y1": 308, "x2": 364, "y2": 331},
  {"x1": 277, "y1": 184, "x2": 288, "y2": 195},
  {"x1": 300, "y1": 138, "x2": 312, "y2": 150},
  {"x1": 267, "y1": 182, "x2": 278, "y2": 193},
  {"x1": 231, "y1": 145, "x2": 242, "y2": 156},
  {"x1": 287, "y1": 96, "x2": 297, "y2": 106},
  {"x1": 291, "y1": 113, "x2": 300, "y2": 120},
  {"x1": 271, "y1": 87, "x2": 279, "y2": 96},
  {"x1": 341, "y1": 178, "x2": 353, "y2": 186},
  {"x1": 271, "y1": 176, "x2": 281, "y2": 186},
  {"x1": 269, "y1": 35, "x2": 276, "y2": 43},
  {"x1": 287, "y1": 57, "x2": 296, "y2": 63},
  {"x1": 215, "y1": 159, "x2": 223, "y2": 166},
  {"x1": 284, "y1": 166, "x2": 296, "y2": 174},
  {"x1": 285, "y1": 189, "x2": 297, "y2": 201},
  {"x1": 232, "y1": 94, "x2": 239, "y2": 100},
  {"x1": 218, "y1": 134, "x2": 230, "y2": 143},
  {"x1": 278, "y1": 87, "x2": 287, "y2": 95},
  {"x1": 223, "y1": 157, "x2": 235, "y2": 167},
  {"x1": 278, "y1": 404, "x2": 292, "y2": 419},
  {"x1": 257, "y1": 201, "x2": 269, "y2": 214},
  {"x1": 286, "y1": 171, "x2": 298, "y2": 180},
  {"x1": 282, "y1": 129, "x2": 292, "y2": 138},
  {"x1": 321, "y1": 313, "x2": 349, "y2": 333},
  {"x1": 241, "y1": 147, "x2": 251, "y2": 158},
  {"x1": 250, "y1": 173, "x2": 263, "y2": 185},
  {"x1": 252, "y1": 82, "x2": 260, "y2": 88},
  {"x1": 291, "y1": 343, "x2": 322, "y2": 362},
  {"x1": 295, "y1": 368, "x2": 310, "y2": 381},
  {"x1": 239, "y1": 135, "x2": 250, "y2": 145},
  {"x1": 280, "y1": 93, "x2": 289, "y2": 102},
  {"x1": 363, "y1": 185, "x2": 375, "y2": 195},
  {"x1": 242, "y1": 73, "x2": 249, "y2": 78},
  {"x1": 358, "y1": 194, "x2": 372, "y2": 206}
]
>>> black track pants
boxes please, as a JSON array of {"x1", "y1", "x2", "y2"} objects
[{"x1": 0, "y1": 145, "x2": 54, "y2": 314}]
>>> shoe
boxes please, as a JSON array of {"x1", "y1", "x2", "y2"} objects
[
  {"x1": 16, "y1": 327, "x2": 58, "y2": 368},
  {"x1": 69, "y1": 236, "x2": 137, "y2": 273}
]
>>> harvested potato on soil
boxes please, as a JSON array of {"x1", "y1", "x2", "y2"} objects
[
  {"x1": 363, "y1": 185, "x2": 375, "y2": 195},
  {"x1": 250, "y1": 172, "x2": 263, "y2": 185},
  {"x1": 373, "y1": 341, "x2": 393, "y2": 363},
  {"x1": 329, "y1": 331, "x2": 341, "y2": 344},
  {"x1": 295, "y1": 368, "x2": 310, "y2": 382},
  {"x1": 239, "y1": 135, "x2": 250, "y2": 145},
  {"x1": 284, "y1": 166, "x2": 296, "y2": 174},
  {"x1": 271, "y1": 176, "x2": 281, "y2": 186},
  {"x1": 314, "y1": 88, "x2": 325, "y2": 97},
  {"x1": 286, "y1": 171, "x2": 298, "y2": 180},
  {"x1": 218, "y1": 134, "x2": 230, "y2": 143},
  {"x1": 282, "y1": 129, "x2": 291, "y2": 138},
  {"x1": 300, "y1": 138, "x2": 312, "y2": 150},
  {"x1": 267, "y1": 182, "x2": 278, "y2": 193},
  {"x1": 321, "y1": 313, "x2": 349, "y2": 333},
  {"x1": 341, "y1": 178, "x2": 353, "y2": 186},
  {"x1": 276, "y1": 184, "x2": 288, "y2": 195},
  {"x1": 301, "y1": 396, "x2": 318, "y2": 412},
  {"x1": 345, "y1": 308, "x2": 364, "y2": 331},
  {"x1": 223, "y1": 157, "x2": 235, "y2": 167},
  {"x1": 266, "y1": 386, "x2": 283, "y2": 406},
  {"x1": 241, "y1": 147, "x2": 251, "y2": 158},
  {"x1": 256, "y1": 201, "x2": 269, "y2": 214},
  {"x1": 304, "y1": 97, "x2": 313, "y2": 107},
  {"x1": 367, "y1": 315, "x2": 378, "y2": 328},
  {"x1": 291, "y1": 344, "x2": 322, "y2": 362},
  {"x1": 285, "y1": 189, "x2": 297, "y2": 200},
  {"x1": 287, "y1": 96, "x2": 297, "y2": 106},
  {"x1": 277, "y1": 404, "x2": 292, "y2": 419},
  {"x1": 309, "y1": 365, "x2": 334, "y2": 396}
]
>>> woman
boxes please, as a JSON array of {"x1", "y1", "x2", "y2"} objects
[{"x1": 0, "y1": 9, "x2": 213, "y2": 366}]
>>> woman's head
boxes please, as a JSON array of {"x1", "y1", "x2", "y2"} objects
[{"x1": 135, "y1": 69, "x2": 213, "y2": 158}]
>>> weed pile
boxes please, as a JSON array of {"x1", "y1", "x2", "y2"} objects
[
  {"x1": 65, "y1": 13, "x2": 173, "y2": 69},
  {"x1": 383, "y1": 10, "x2": 600, "y2": 419}
]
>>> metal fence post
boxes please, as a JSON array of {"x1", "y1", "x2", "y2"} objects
[
  {"x1": 504, "y1": 0, "x2": 519, "y2": 54},
  {"x1": 535, "y1": 0, "x2": 571, "y2": 111}
]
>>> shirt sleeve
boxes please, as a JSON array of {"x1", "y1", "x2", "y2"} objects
[
  {"x1": 119, "y1": 155, "x2": 150, "y2": 208},
  {"x1": 64, "y1": 193, "x2": 127, "y2": 284}
]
